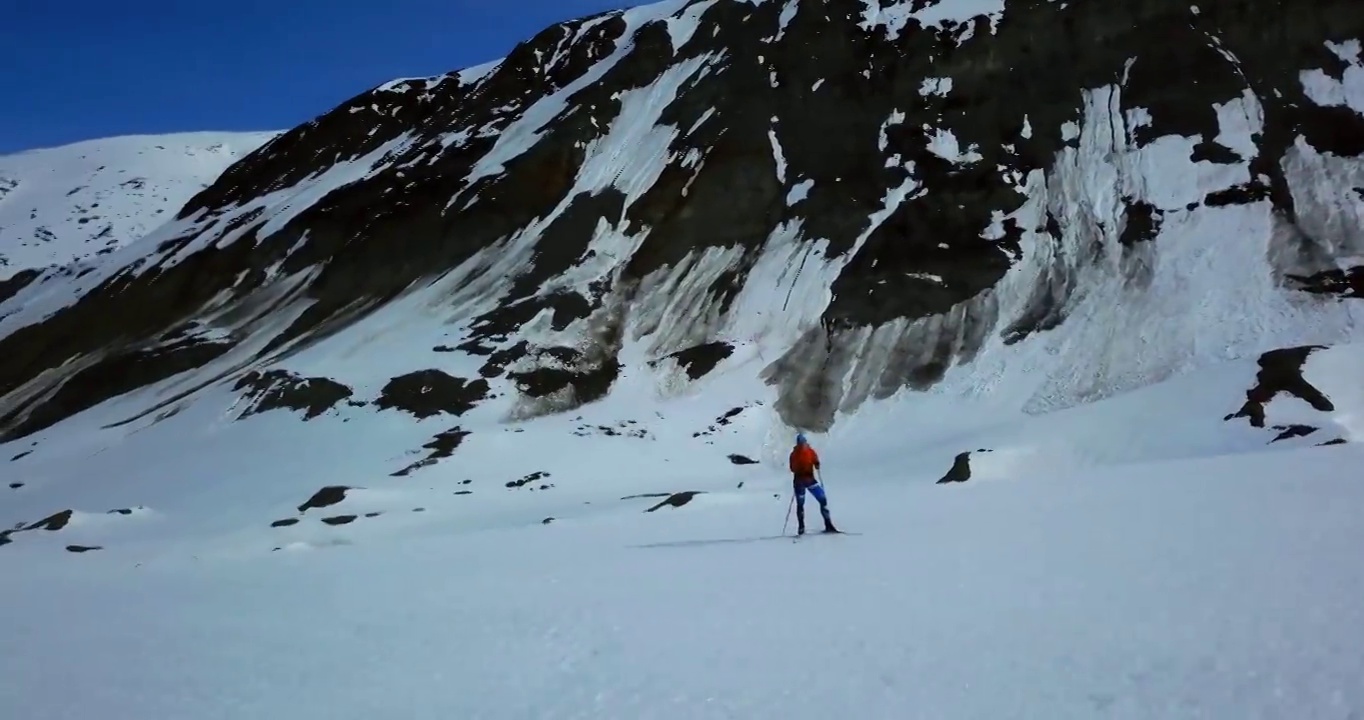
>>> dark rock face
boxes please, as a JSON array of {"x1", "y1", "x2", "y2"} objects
[
  {"x1": 1118, "y1": 200, "x2": 1162, "y2": 247},
  {"x1": 375, "y1": 371, "x2": 489, "y2": 419},
  {"x1": 1206, "y1": 182, "x2": 1273, "y2": 208},
  {"x1": 622, "y1": 492, "x2": 672, "y2": 501},
  {"x1": 233, "y1": 369, "x2": 354, "y2": 420},
  {"x1": 391, "y1": 427, "x2": 471, "y2": 477},
  {"x1": 298, "y1": 486, "x2": 351, "y2": 513},
  {"x1": 505, "y1": 344, "x2": 623, "y2": 417},
  {"x1": 1226, "y1": 346, "x2": 1334, "y2": 428},
  {"x1": 937, "y1": 451, "x2": 974, "y2": 484},
  {"x1": 25, "y1": 509, "x2": 73, "y2": 531},
  {"x1": 1270, "y1": 424, "x2": 1319, "y2": 442},
  {"x1": 695, "y1": 405, "x2": 753, "y2": 438},
  {"x1": 0, "y1": 268, "x2": 39, "y2": 305},
  {"x1": 645, "y1": 491, "x2": 703, "y2": 512},
  {"x1": 0, "y1": 0, "x2": 1360, "y2": 439},
  {"x1": 571, "y1": 420, "x2": 649, "y2": 438},
  {"x1": 506, "y1": 471, "x2": 552, "y2": 490},
  {"x1": 1225, "y1": 346, "x2": 1348, "y2": 445},
  {"x1": 652, "y1": 341, "x2": 734, "y2": 380},
  {"x1": 0, "y1": 332, "x2": 231, "y2": 441},
  {"x1": 1287, "y1": 266, "x2": 1364, "y2": 298},
  {"x1": 0, "y1": 508, "x2": 75, "y2": 549}
]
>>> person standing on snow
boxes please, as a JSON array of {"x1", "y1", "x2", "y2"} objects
[{"x1": 789, "y1": 433, "x2": 838, "y2": 534}]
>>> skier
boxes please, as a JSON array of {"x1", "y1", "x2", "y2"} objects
[{"x1": 789, "y1": 433, "x2": 838, "y2": 535}]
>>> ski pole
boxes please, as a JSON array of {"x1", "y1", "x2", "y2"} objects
[{"x1": 781, "y1": 492, "x2": 795, "y2": 536}]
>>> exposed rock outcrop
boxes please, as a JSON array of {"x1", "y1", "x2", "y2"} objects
[
  {"x1": 652, "y1": 341, "x2": 734, "y2": 380},
  {"x1": 1226, "y1": 346, "x2": 1334, "y2": 428},
  {"x1": 234, "y1": 369, "x2": 354, "y2": 420},
  {"x1": 0, "y1": 0, "x2": 1359, "y2": 443},
  {"x1": 392, "y1": 427, "x2": 471, "y2": 477},
  {"x1": 376, "y1": 371, "x2": 489, "y2": 420},
  {"x1": 645, "y1": 491, "x2": 704, "y2": 511},
  {"x1": 298, "y1": 486, "x2": 351, "y2": 513}
]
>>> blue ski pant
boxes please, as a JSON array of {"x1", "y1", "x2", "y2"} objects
[{"x1": 793, "y1": 478, "x2": 829, "y2": 514}]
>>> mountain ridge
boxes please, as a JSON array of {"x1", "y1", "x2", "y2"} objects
[
  {"x1": 1, "y1": 0, "x2": 1362, "y2": 474},
  {"x1": 0, "y1": 131, "x2": 279, "y2": 285}
]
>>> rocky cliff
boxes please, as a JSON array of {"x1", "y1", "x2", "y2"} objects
[{"x1": 1, "y1": 0, "x2": 1361, "y2": 448}]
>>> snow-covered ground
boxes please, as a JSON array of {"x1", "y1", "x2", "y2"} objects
[
  {"x1": 2, "y1": 451, "x2": 1362, "y2": 720},
  {"x1": 0, "y1": 131, "x2": 278, "y2": 277},
  {"x1": 3, "y1": 339, "x2": 1362, "y2": 719}
]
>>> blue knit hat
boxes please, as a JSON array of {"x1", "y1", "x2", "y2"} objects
[{"x1": 795, "y1": 433, "x2": 807, "y2": 444}]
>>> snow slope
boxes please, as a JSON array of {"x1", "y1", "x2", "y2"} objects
[
  {"x1": 0, "y1": 131, "x2": 279, "y2": 278},
  {"x1": 2, "y1": 344, "x2": 1364, "y2": 719}
]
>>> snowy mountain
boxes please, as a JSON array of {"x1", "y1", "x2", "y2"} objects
[
  {"x1": 3, "y1": 0, "x2": 1364, "y2": 716},
  {"x1": 0, "y1": 131, "x2": 279, "y2": 288}
]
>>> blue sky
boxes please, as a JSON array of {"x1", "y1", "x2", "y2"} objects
[{"x1": 0, "y1": 0, "x2": 633, "y2": 154}]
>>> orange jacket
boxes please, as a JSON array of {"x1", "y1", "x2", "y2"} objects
[{"x1": 789, "y1": 444, "x2": 820, "y2": 476}]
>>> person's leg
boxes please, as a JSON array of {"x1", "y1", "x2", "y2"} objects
[
  {"x1": 808, "y1": 483, "x2": 835, "y2": 531},
  {"x1": 793, "y1": 479, "x2": 808, "y2": 533}
]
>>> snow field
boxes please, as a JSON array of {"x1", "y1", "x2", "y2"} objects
[{"x1": 3, "y1": 440, "x2": 1363, "y2": 720}]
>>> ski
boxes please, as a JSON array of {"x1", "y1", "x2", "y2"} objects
[{"x1": 792, "y1": 530, "x2": 860, "y2": 541}]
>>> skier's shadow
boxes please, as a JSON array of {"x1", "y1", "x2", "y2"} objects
[{"x1": 629, "y1": 534, "x2": 790, "y2": 549}]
